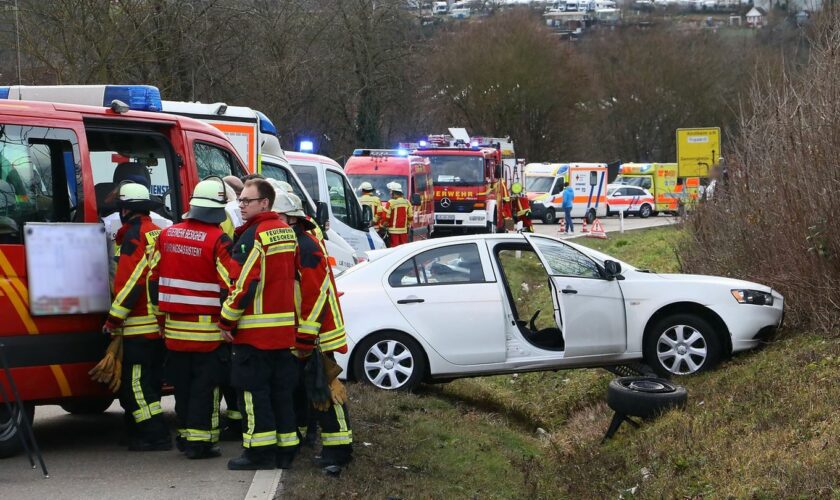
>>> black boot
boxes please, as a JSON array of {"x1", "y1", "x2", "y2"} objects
[
  {"x1": 275, "y1": 449, "x2": 297, "y2": 470},
  {"x1": 219, "y1": 422, "x2": 243, "y2": 442},
  {"x1": 227, "y1": 449, "x2": 276, "y2": 470},
  {"x1": 184, "y1": 442, "x2": 222, "y2": 459},
  {"x1": 314, "y1": 448, "x2": 353, "y2": 467},
  {"x1": 128, "y1": 435, "x2": 173, "y2": 451}
]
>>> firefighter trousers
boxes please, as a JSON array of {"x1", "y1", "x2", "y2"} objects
[
  {"x1": 389, "y1": 232, "x2": 408, "y2": 247},
  {"x1": 167, "y1": 347, "x2": 227, "y2": 444},
  {"x1": 293, "y1": 359, "x2": 353, "y2": 462},
  {"x1": 219, "y1": 345, "x2": 242, "y2": 423},
  {"x1": 231, "y1": 345, "x2": 300, "y2": 458},
  {"x1": 119, "y1": 337, "x2": 167, "y2": 441}
]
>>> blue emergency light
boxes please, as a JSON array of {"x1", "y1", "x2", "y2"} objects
[
  {"x1": 418, "y1": 140, "x2": 428, "y2": 148},
  {"x1": 0, "y1": 87, "x2": 9, "y2": 99},
  {"x1": 299, "y1": 140, "x2": 314, "y2": 153},
  {"x1": 102, "y1": 85, "x2": 162, "y2": 112},
  {"x1": 396, "y1": 149, "x2": 409, "y2": 157},
  {"x1": 256, "y1": 111, "x2": 278, "y2": 136}
]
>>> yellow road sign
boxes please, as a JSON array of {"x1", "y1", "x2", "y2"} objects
[{"x1": 676, "y1": 128, "x2": 720, "y2": 177}]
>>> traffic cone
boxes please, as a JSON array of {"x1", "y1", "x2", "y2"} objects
[
  {"x1": 581, "y1": 219, "x2": 589, "y2": 233},
  {"x1": 587, "y1": 218, "x2": 607, "y2": 239},
  {"x1": 558, "y1": 218, "x2": 566, "y2": 234}
]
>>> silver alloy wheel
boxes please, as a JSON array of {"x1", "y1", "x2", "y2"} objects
[
  {"x1": 656, "y1": 324, "x2": 708, "y2": 375},
  {"x1": 363, "y1": 339, "x2": 415, "y2": 389}
]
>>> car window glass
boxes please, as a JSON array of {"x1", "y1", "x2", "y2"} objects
[
  {"x1": 0, "y1": 125, "x2": 81, "y2": 243},
  {"x1": 389, "y1": 258, "x2": 420, "y2": 287},
  {"x1": 194, "y1": 142, "x2": 237, "y2": 179},
  {"x1": 291, "y1": 164, "x2": 319, "y2": 201},
  {"x1": 551, "y1": 180, "x2": 563, "y2": 195},
  {"x1": 326, "y1": 169, "x2": 350, "y2": 225},
  {"x1": 410, "y1": 243, "x2": 485, "y2": 285},
  {"x1": 263, "y1": 162, "x2": 309, "y2": 209},
  {"x1": 530, "y1": 238, "x2": 601, "y2": 279},
  {"x1": 642, "y1": 178, "x2": 652, "y2": 190}
]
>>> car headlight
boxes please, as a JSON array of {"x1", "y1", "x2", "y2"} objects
[{"x1": 731, "y1": 289, "x2": 774, "y2": 306}]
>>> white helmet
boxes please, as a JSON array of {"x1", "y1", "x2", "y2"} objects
[
  {"x1": 272, "y1": 190, "x2": 296, "y2": 214},
  {"x1": 359, "y1": 181, "x2": 374, "y2": 192},
  {"x1": 186, "y1": 178, "x2": 227, "y2": 224},
  {"x1": 116, "y1": 181, "x2": 162, "y2": 211},
  {"x1": 387, "y1": 181, "x2": 403, "y2": 193},
  {"x1": 278, "y1": 181, "x2": 294, "y2": 194}
]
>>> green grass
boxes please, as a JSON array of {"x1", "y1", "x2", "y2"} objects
[{"x1": 284, "y1": 227, "x2": 840, "y2": 498}]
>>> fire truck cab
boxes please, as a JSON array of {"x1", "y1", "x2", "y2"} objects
[
  {"x1": 0, "y1": 88, "x2": 249, "y2": 456},
  {"x1": 344, "y1": 149, "x2": 434, "y2": 241}
]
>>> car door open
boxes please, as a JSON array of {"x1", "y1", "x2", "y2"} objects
[{"x1": 524, "y1": 234, "x2": 628, "y2": 357}]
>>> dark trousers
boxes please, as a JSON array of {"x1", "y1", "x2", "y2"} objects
[
  {"x1": 293, "y1": 358, "x2": 353, "y2": 461},
  {"x1": 219, "y1": 345, "x2": 241, "y2": 423},
  {"x1": 564, "y1": 207, "x2": 574, "y2": 232},
  {"x1": 119, "y1": 337, "x2": 167, "y2": 441},
  {"x1": 231, "y1": 345, "x2": 299, "y2": 457},
  {"x1": 167, "y1": 347, "x2": 226, "y2": 444}
]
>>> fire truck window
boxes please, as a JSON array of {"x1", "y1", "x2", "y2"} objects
[
  {"x1": 194, "y1": 142, "x2": 237, "y2": 179},
  {"x1": 0, "y1": 125, "x2": 81, "y2": 243},
  {"x1": 291, "y1": 164, "x2": 320, "y2": 202},
  {"x1": 347, "y1": 174, "x2": 407, "y2": 199},
  {"x1": 427, "y1": 156, "x2": 484, "y2": 185}
]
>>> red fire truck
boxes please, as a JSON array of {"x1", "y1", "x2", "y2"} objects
[
  {"x1": 0, "y1": 86, "x2": 248, "y2": 456},
  {"x1": 413, "y1": 136, "x2": 510, "y2": 234}
]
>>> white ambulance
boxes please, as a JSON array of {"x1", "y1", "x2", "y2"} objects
[{"x1": 524, "y1": 162, "x2": 608, "y2": 224}]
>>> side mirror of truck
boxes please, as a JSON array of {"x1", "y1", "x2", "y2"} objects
[
  {"x1": 362, "y1": 204, "x2": 373, "y2": 227},
  {"x1": 316, "y1": 201, "x2": 330, "y2": 230},
  {"x1": 411, "y1": 193, "x2": 422, "y2": 207}
]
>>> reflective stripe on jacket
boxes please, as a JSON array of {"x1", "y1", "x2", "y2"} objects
[
  {"x1": 107, "y1": 215, "x2": 161, "y2": 339},
  {"x1": 221, "y1": 211, "x2": 299, "y2": 350},
  {"x1": 384, "y1": 197, "x2": 412, "y2": 234}
]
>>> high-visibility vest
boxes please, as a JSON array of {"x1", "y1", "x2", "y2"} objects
[
  {"x1": 359, "y1": 194, "x2": 383, "y2": 226},
  {"x1": 384, "y1": 197, "x2": 413, "y2": 234}
]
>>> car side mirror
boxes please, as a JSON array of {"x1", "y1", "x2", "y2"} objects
[
  {"x1": 362, "y1": 204, "x2": 373, "y2": 226},
  {"x1": 410, "y1": 193, "x2": 422, "y2": 206},
  {"x1": 604, "y1": 260, "x2": 624, "y2": 280},
  {"x1": 316, "y1": 201, "x2": 329, "y2": 228}
]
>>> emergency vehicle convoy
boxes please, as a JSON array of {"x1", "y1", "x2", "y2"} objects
[
  {"x1": 612, "y1": 162, "x2": 702, "y2": 214},
  {"x1": 410, "y1": 132, "x2": 515, "y2": 234},
  {"x1": 0, "y1": 89, "x2": 253, "y2": 456},
  {"x1": 344, "y1": 149, "x2": 434, "y2": 242},
  {"x1": 524, "y1": 162, "x2": 608, "y2": 224}
]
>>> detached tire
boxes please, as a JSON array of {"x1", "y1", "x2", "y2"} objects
[
  {"x1": 61, "y1": 397, "x2": 115, "y2": 415},
  {"x1": 353, "y1": 332, "x2": 426, "y2": 392},
  {"x1": 607, "y1": 377, "x2": 687, "y2": 419},
  {"x1": 585, "y1": 209, "x2": 596, "y2": 224},
  {"x1": 0, "y1": 403, "x2": 34, "y2": 458}
]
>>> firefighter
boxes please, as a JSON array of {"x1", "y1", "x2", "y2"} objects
[
  {"x1": 148, "y1": 178, "x2": 239, "y2": 459},
  {"x1": 383, "y1": 182, "x2": 412, "y2": 247},
  {"x1": 497, "y1": 177, "x2": 513, "y2": 231},
  {"x1": 358, "y1": 182, "x2": 383, "y2": 231},
  {"x1": 276, "y1": 192, "x2": 353, "y2": 470},
  {"x1": 102, "y1": 182, "x2": 169, "y2": 451},
  {"x1": 511, "y1": 183, "x2": 535, "y2": 233},
  {"x1": 219, "y1": 178, "x2": 306, "y2": 471}
]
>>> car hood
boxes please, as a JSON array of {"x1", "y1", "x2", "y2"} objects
[{"x1": 653, "y1": 273, "x2": 773, "y2": 292}]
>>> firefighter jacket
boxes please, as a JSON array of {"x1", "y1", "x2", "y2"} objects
[
  {"x1": 220, "y1": 211, "x2": 301, "y2": 351},
  {"x1": 294, "y1": 224, "x2": 347, "y2": 355},
  {"x1": 359, "y1": 194, "x2": 383, "y2": 227},
  {"x1": 514, "y1": 196, "x2": 531, "y2": 217},
  {"x1": 104, "y1": 215, "x2": 161, "y2": 339},
  {"x1": 497, "y1": 179, "x2": 513, "y2": 220},
  {"x1": 148, "y1": 219, "x2": 238, "y2": 352},
  {"x1": 384, "y1": 197, "x2": 413, "y2": 235}
]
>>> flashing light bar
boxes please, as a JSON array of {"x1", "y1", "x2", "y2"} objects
[
  {"x1": 255, "y1": 111, "x2": 278, "y2": 136},
  {"x1": 101, "y1": 85, "x2": 162, "y2": 112},
  {"x1": 352, "y1": 149, "x2": 411, "y2": 157},
  {"x1": 0, "y1": 84, "x2": 163, "y2": 113},
  {"x1": 299, "y1": 140, "x2": 314, "y2": 153}
]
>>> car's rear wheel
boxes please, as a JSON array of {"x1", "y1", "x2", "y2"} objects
[
  {"x1": 353, "y1": 332, "x2": 426, "y2": 391},
  {"x1": 605, "y1": 205, "x2": 613, "y2": 217},
  {"x1": 639, "y1": 204, "x2": 652, "y2": 218},
  {"x1": 0, "y1": 403, "x2": 34, "y2": 458},
  {"x1": 644, "y1": 314, "x2": 722, "y2": 377}
]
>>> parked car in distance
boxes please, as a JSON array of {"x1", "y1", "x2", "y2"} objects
[
  {"x1": 335, "y1": 233, "x2": 784, "y2": 390},
  {"x1": 606, "y1": 185, "x2": 656, "y2": 218}
]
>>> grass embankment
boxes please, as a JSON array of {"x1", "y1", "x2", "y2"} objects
[{"x1": 284, "y1": 227, "x2": 840, "y2": 498}]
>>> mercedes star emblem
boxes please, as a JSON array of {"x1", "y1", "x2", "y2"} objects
[{"x1": 440, "y1": 197, "x2": 452, "y2": 208}]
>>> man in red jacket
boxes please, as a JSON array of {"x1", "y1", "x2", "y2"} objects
[
  {"x1": 102, "y1": 182, "x2": 168, "y2": 451},
  {"x1": 148, "y1": 178, "x2": 239, "y2": 459},
  {"x1": 220, "y1": 178, "x2": 308, "y2": 470},
  {"x1": 275, "y1": 192, "x2": 353, "y2": 470}
]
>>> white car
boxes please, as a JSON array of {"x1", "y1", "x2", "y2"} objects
[
  {"x1": 335, "y1": 234, "x2": 784, "y2": 390},
  {"x1": 606, "y1": 185, "x2": 656, "y2": 218}
]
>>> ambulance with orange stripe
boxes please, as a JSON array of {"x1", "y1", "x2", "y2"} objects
[
  {"x1": 0, "y1": 86, "x2": 251, "y2": 456},
  {"x1": 524, "y1": 163, "x2": 608, "y2": 224},
  {"x1": 613, "y1": 162, "x2": 702, "y2": 213}
]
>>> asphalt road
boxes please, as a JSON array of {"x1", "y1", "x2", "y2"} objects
[
  {"x1": 0, "y1": 398, "x2": 257, "y2": 500},
  {"x1": 0, "y1": 213, "x2": 673, "y2": 499}
]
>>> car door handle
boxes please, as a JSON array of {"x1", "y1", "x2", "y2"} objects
[
  {"x1": 561, "y1": 288, "x2": 578, "y2": 294},
  {"x1": 397, "y1": 298, "x2": 425, "y2": 304}
]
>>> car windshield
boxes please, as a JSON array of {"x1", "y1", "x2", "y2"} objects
[
  {"x1": 347, "y1": 174, "x2": 408, "y2": 199},
  {"x1": 526, "y1": 176, "x2": 555, "y2": 193},
  {"x1": 614, "y1": 175, "x2": 649, "y2": 188},
  {"x1": 427, "y1": 156, "x2": 484, "y2": 185}
]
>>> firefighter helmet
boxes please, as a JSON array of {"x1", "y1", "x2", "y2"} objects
[
  {"x1": 186, "y1": 178, "x2": 227, "y2": 224},
  {"x1": 359, "y1": 181, "x2": 374, "y2": 192},
  {"x1": 116, "y1": 181, "x2": 162, "y2": 211},
  {"x1": 387, "y1": 182, "x2": 403, "y2": 193}
]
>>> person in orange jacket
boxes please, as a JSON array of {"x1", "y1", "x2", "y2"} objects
[
  {"x1": 147, "y1": 178, "x2": 240, "y2": 459},
  {"x1": 383, "y1": 182, "x2": 413, "y2": 247},
  {"x1": 103, "y1": 181, "x2": 168, "y2": 452}
]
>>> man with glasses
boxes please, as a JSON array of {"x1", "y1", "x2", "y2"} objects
[{"x1": 220, "y1": 179, "x2": 308, "y2": 470}]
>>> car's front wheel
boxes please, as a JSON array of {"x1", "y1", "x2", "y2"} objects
[
  {"x1": 543, "y1": 208, "x2": 556, "y2": 224},
  {"x1": 639, "y1": 204, "x2": 652, "y2": 218},
  {"x1": 644, "y1": 314, "x2": 722, "y2": 377},
  {"x1": 353, "y1": 332, "x2": 426, "y2": 391}
]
